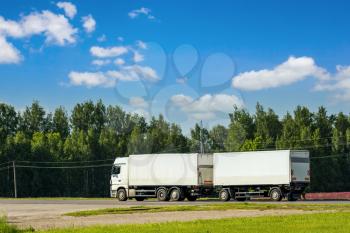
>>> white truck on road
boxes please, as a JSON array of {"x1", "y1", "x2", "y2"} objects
[
  {"x1": 214, "y1": 150, "x2": 310, "y2": 201},
  {"x1": 110, "y1": 153, "x2": 213, "y2": 201},
  {"x1": 110, "y1": 150, "x2": 310, "y2": 201}
]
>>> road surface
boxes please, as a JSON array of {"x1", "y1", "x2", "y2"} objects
[{"x1": 0, "y1": 199, "x2": 348, "y2": 230}]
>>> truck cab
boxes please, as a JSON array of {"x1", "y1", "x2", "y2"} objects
[{"x1": 110, "y1": 157, "x2": 128, "y2": 199}]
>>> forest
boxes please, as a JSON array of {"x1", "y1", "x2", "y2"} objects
[{"x1": 0, "y1": 100, "x2": 349, "y2": 197}]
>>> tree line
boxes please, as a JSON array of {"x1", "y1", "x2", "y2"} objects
[{"x1": 0, "y1": 100, "x2": 349, "y2": 197}]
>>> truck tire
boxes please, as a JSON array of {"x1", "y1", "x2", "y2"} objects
[
  {"x1": 269, "y1": 188, "x2": 282, "y2": 201},
  {"x1": 170, "y1": 188, "x2": 182, "y2": 201},
  {"x1": 135, "y1": 197, "x2": 145, "y2": 201},
  {"x1": 187, "y1": 196, "x2": 197, "y2": 201},
  {"x1": 219, "y1": 189, "x2": 231, "y2": 201},
  {"x1": 117, "y1": 189, "x2": 128, "y2": 201},
  {"x1": 157, "y1": 188, "x2": 169, "y2": 201}
]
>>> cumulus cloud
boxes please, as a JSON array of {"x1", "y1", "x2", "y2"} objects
[
  {"x1": 91, "y1": 59, "x2": 111, "y2": 66},
  {"x1": 133, "y1": 50, "x2": 144, "y2": 63},
  {"x1": 136, "y1": 40, "x2": 147, "y2": 49},
  {"x1": 171, "y1": 94, "x2": 244, "y2": 120},
  {"x1": 107, "y1": 65, "x2": 159, "y2": 82},
  {"x1": 0, "y1": 37, "x2": 22, "y2": 64},
  {"x1": 0, "y1": 11, "x2": 77, "y2": 46},
  {"x1": 232, "y1": 56, "x2": 329, "y2": 91},
  {"x1": 90, "y1": 45, "x2": 128, "y2": 58},
  {"x1": 69, "y1": 65, "x2": 159, "y2": 87},
  {"x1": 128, "y1": 7, "x2": 155, "y2": 20},
  {"x1": 114, "y1": 58, "x2": 125, "y2": 66},
  {"x1": 314, "y1": 65, "x2": 350, "y2": 101},
  {"x1": 129, "y1": 97, "x2": 148, "y2": 108},
  {"x1": 82, "y1": 15, "x2": 96, "y2": 33},
  {"x1": 0, "y1": 10, "x2": 78, "y2": 63},
  {"x1": 68, "y1": 71, "x2": 116, "y2": 88},
  {"x1": 56, "y1": 2, "x2": 77, "y2": 19}
]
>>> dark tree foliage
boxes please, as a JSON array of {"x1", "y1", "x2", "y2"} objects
[{"x1": 0, "y1": 100, "x2": 349, "y2": 197}]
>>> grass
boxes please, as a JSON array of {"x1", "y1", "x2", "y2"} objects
[
  {"x1": 64, "y1": 202, "x2": 350, "y2": 217},
  {"x1": 39, "y1": 212, "x2": 350, "y2": 233},
  {"x1": 0, "y1": 216, "x2": 33, "y2": 233}
]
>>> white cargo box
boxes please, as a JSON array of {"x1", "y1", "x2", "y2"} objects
[
  {"x1": 128, "y1": 153, "x2": 213, "y2": 186},
  {"x1": 213, "y1": 150, "x2": 310, "y2": 186}
]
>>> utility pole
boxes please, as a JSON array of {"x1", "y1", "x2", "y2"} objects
[
  {"x1": 13, "y1": 161, "x2": 17, "y2": 198},
  {"x1": 199, "y1": 120, "x2": 204, "y2": 154}
]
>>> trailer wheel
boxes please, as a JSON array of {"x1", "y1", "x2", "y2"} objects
[
  {"x1": 117, "y1": 189, "x2": 128, "y2": 201},
  {"x1": 135, "y1": 197, "x2": 145, "y2": 201},
  {"x1": 187, "y1": 196, "x2": 197, "y2": 201},
  {"x1": 170, "y1": 188, "x2": 182, "y2": 201},
  {"x1": 157, "y1": 188, "x2": 169, "y2": 201},
  {"x1": 219, "y1": 189, "x2": 231, "y2": 201},
  {"x1": 269, "y1": 188, "x2": 282, "y2": 201}
]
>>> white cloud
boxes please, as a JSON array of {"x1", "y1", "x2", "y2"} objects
[
  {"x1": 232, "y1": 56, "x2": 329, "y2": 91},
  {"x1": 68, "y1": 71, "x2": 116, "y2": 88},
  {"x1": 107, "y1": 65, "x2": 159, "y2": 82},
  {"x1": 171, "y1": 94, "x2": 244, "y2": 120},
  {"x1": 0, "y1": 37, "x2": 22, "y2": 64},
  {"x1": 56, "y1": 2, "x2": 77, "y2": 19},
  {"x1": 91, "y1": 59, "x2": 111, "y2": 66},
  {"x1": 114, "y1": 58, "x2": 125, "y2": 66},
  {"x1": 314, "y1": 65, "x2": 350, "y2": 101},
  {"x1": 129, "y1": 97, "x2": 148, "y2": 108},
  {"x1": 133, "y1": 50, "x2": 144, "y2": 63},
  {"x1": 82, "y1": 15, "x2": 96, "y2": 33},
  {"x1": 0, "y1": 11, "x2": 77, "y2": 46},
  {"x1": 97, "y1": 34, "x2": 106, "y2": 42},
  {"x1": 90, "y1": 45, "x2": 128, "y2": 58},
  {"x1": 136, "y1": 40, "x2": 147, "y2": 49},
  {"x1": 0, "y1": 10, "x2": 77, "y2": 63},
  {"x1": 69, "y1": 65, "x2": 159, "y2": 88},
  {"x1": 128, "y1": 7, "x2": 155, "y2": 20}
]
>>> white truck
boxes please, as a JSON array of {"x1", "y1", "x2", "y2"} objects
[
  {"x1": 110, "y1": 150, "x2": 310, "y2": 202},
  {"x1": 110, "y1": 153, "x2": 213, "y2": 201},
  {"x1": 214, "y1": 150, "x2": 310, "y2": 201}
]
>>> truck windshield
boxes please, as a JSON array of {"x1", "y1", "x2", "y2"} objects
[
  {"x1": 111, "y1": 165, "x2": 120, "y2": 175},
  {"x1": 291, "y1": 157, "x2": 309, "y2": 163}
]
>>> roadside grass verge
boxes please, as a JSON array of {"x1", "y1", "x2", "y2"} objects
[
  {"x1": 0, "y1": 216, "x2": 33, "y2": 233},
  {"x1": 64, "y1": 202, "x2": 350, "y2": 217},
  {"x1": 42, "y1": 212, "x2": 350, "y2": 233}
]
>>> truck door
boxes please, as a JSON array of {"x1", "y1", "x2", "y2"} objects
[{"x1": 111, "y1": 165, "x2": 121, "y2": 189}]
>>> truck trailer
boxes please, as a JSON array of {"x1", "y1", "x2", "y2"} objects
[
  {"x1": 214, "y1": 150, "x2": 310, "y2": 201},
  {"x1": 110, "y1": 153, "x2": 213, "y2": 201}
]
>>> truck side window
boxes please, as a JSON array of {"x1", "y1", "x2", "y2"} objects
[{"x1": 112, "y1": 166, "x2": 120, "y2": 175}]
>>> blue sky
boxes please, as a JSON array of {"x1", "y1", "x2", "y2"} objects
[{"x1": 1, "y1": 0, "x2": 350, "y2": 132}]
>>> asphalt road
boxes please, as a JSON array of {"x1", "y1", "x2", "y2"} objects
[
  {"x1": 0, "y1": 198, "x2": 349, "y2": 205},
  {"x1": 1, "y1": 198, "x2": 348, "y2": 230}
]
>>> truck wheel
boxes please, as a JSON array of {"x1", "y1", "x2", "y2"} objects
[
  {"x1": 117, "y1": 189, "x2": 128, "y2": 201},
  {"x1": 269, "y1": 188, "x2": 282, "y2": 201},
  {"x1": 135, "y1": 197, "x2": 145, "y2": 201},
  {"x1": 170, "y1": 188, "x2": 181, "y2": 201},
  {"x1": 157, "y1": 188, "x2": 169, "y2": 201},
  {"x1": 219, "y1": 189, "x2": 231, "y2": 201},
  {"x1": 187, "y1": 196, "x2": 197, "y2": 201}
]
